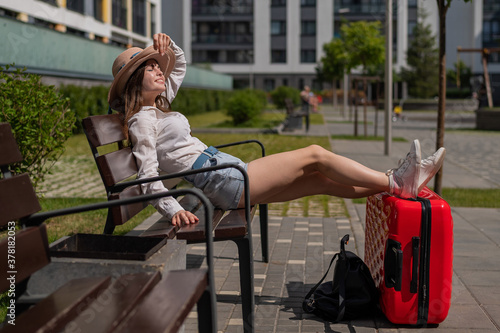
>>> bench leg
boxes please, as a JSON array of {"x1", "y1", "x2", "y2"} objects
[
  {"x1": 197, "y1": 287, "x2": 217, "y2": 333},
  {"x1": 258, "y1": 204, "x2": 269, "y2": 263},
  {"x1": 233, "y1": 236, "x2": 255, "y2": 333},
  {"x1": 103, "y1": 211, "x2": 116, "y2": 234}
]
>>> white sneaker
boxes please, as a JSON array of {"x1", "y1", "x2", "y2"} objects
[
  {"x1": 387, "y1": 139, "x2": 421, "y2": 199},
  {"x1": 417, "y1": 147, "x2": 446, "y2": 194}
]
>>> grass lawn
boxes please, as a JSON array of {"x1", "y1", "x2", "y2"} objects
[
  {"x1": 330, "y1": 134, "x2": 407, "y2": 141},
  {"x1": 187, "y1": 110, "x2": 324, "y2": 129}
]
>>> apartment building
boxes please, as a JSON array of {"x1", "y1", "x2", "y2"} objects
[
  {"x1": 0, "y1": 0, "x2": 232, "y2": 90},
  {"x1": 164, "y1": 0, "x2": 333, "y2": 91},
  {"x1": 165, "y1": 0, "x2": 498, "y2": 101}
]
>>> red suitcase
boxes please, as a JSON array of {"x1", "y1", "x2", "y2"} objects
[{"x1": 364, "y1": 187, "x2": 453, "y2": 325}]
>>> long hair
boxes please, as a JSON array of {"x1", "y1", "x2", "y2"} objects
[{"x1": 121, "y1": 61, "x2": 171, "y2": 140}]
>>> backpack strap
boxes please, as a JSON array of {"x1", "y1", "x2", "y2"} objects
[
  {"x1": 336, "y1": 234, "x2": 350, "y2": 321},
  {"x1": 303, "y1": 252, "x2": 339, "y2": 304},
  {"x1": 303, "y1": 234, "x2": 350, "y2": 319}
]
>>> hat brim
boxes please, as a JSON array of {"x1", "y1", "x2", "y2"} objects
[{"x1": 108, "y1": 45, "x2": 176, "y2": 112}]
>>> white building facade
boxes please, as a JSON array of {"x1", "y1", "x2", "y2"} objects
[{"x1": 164, "y1": 0, "x2": 498, "y2": 100}]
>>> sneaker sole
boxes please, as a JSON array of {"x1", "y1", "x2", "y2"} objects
[
  {"x1": 418, "y1": 147, "x2": 446, "y2": 194},
  {"x1": 411, "y1": 139, "x2": 422, "y2": 197}
]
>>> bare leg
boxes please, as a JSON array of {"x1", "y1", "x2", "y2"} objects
[{"x1": 238, "y1": 145, "x2": 389, "y2": 207}]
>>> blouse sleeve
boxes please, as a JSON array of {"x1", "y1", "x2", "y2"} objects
[
  {"x1": 163, "y1": 39, "x2": 187, "y2": 104},
  {"x1": 128, "y1": 114, "x2": 184, "y2": 219}
]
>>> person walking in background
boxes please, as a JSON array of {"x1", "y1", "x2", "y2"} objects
[{"x1": 300, "y1": 85, "x2": 311, "y2": 132}]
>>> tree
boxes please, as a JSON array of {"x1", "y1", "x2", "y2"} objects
[
  {"x1": 434, "y1": 0, "x2": 472, "y2": 195},
  {"x1": 446, "y1": 60, "x2": 472, "y2": 90},
  {"x1": 342, "y1": 21, "x2": 385, "y2": 73},
  {"x1": 401, "y1": 10, "x2": 439, "y2": 98},
  {"x1": 318, "y1": 21, "x2": 385, "y2": 125},
  {"x1": 317, "y1": 38, "x2": 348, "y2": 113}
]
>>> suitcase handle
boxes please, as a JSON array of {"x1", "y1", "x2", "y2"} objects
[
  {"x1": 385, "y1": 239, "x2": 403, "y2": 291},
  {"x1": 411, "y1": 237, "x2": 420, "y2": 293}
]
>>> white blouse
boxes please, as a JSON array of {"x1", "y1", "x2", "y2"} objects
[{"x1": 127, "y1": 40, "x2": 206, "y2": 219}]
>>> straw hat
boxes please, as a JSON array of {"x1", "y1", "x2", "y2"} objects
[{"x1": 108, "y1": 45, "x2": 175, "y2": 111}]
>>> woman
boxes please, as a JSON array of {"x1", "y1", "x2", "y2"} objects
[{"x1": 108, "y1": 33, "x2": 445, "y2": 227}]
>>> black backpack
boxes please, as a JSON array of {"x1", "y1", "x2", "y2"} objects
[{"x1": 303, "y1": 234, "x2": 379, "y2": 322}]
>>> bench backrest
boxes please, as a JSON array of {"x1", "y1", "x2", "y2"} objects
[
  {"x1": 82, "y1": 114, "x2": 146, "y2": 228},
  {"x1": 0, "y1": 123, "x2": 42, "y2": 226},
  {"x1": 284, "y1": 98, "x2": 295, "y2": 114},
  {"x1": 0, "y1": 123, "x2": 51, "y2": 295}
]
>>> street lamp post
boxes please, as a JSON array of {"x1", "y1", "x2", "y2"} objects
[{"x1": 384, "y1": 0, "x2": 393, "y2": 156}]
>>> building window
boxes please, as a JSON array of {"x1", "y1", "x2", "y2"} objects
[
  {"x1": 132, "y1": 0, "x2": 146, "y2": 35},
  {"x1": 408, "y1": 0, "x2": 417, "y2": 8},
  {"x1": 264, "y1": 78, "x2": 275, "y2": 91},
  {"x1": 301, "y1": 21, "x2": 316, "y2": 36},
  {"x1": 271, "y1": 0, "x2": 286, "y2": 6},
  {"x1": 408, "y1": 20, "x2": 417, "y2": 38},
  {"x1": 112, "y1": 0, "x2": 127, "y2": 29},
  {"x1": 484, "y1": 0, "x2": 500, "y2": 12},
  {"x1": 483, "y1": 20, "x2": 500, "y2": 44},
  {"x1": 150, "y1": 3, "x2": 156, "y2": 37},
  {"x1": 301, "y1": 49, "x2": 316, "y2": 63},
  {"x1": 271, "y1": 20, "x2": 286, "y2": 35},
  {"x1": 301, "y1": 0, "x2": 316, "y2": 6},
  {"x1": 94, "y1": 0, "x2": 103, "y2": 21},
  {"x1": 67, "y1": 0, "x2": 84, "y2": 14},
  {"x1": 271, "y1": 50, "x2": 286, "y2": 63}
]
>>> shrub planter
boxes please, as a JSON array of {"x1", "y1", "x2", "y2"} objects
[{"x1": 476, "y1": 108, "x2": 500, "y2": 130}]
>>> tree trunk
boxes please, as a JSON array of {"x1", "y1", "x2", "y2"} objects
[{"x1": 434, "y1": 0, "x2": 449, "y2": 196}]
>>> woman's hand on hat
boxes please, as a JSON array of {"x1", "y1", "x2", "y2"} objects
[
  {"x1": 153, "y1": 33, "x2": 171, "y2": 56},
  {"x1": 171, "y1": 210, "x2": 199, "y2": 227}
]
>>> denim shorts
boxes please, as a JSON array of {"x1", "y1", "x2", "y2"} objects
[{"x1": 184, "y1": 152, "x2": 247, "y2": 210}]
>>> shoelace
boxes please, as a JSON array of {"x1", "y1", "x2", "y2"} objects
[{"x1": 385, "y1": 155, "x2": 408, "y2": 177}]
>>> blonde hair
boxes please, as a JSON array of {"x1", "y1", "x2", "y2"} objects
[{"x1": 121, "y1": 62, "x2": 171, "y2": 140}]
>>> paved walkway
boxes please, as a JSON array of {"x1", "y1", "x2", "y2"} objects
[
  {"x1": 183, "y1": 105, "x2": 500, "y2": 332},
  {"x1": 38, "y1": 105, "x2": 500, "y2": 331}
]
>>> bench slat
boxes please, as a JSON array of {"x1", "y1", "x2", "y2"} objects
[
  {"x1": 61, "y1": 273, "x2": 161, "y2": 333},
  {"x1": 82, "y1": 114, "x2": 125, "y2": 147},
  {"x1": 175, "y1": 209, "x2": 225, "y2": 242},
  {"x1": 96, "y1": 148, "x2": 138, "y2": 187},
  {"x1": 0, "y1": 123, "x2": 23, "y2": 167},
  {"x1": 0, "y1": 174, "x2": 41, "y2": 227},
  {"x1": 109, "y1": 185, "x2": 147, "y2": 226},
  {"x1": 1, "y1": 276, "x2": 112, "y2": 333},
  {"x1": 0, "y1": 226, "x2": 49, "y2": 292},
  {"x1": 112, "y1": 269, "x2": 208, "y2": 333},
  {"x1": 140, "y1": 217, "x2": 178, "y2": 238},
  {"x1": 213, "y1": 208, "x2": 249, "y2": 240}
]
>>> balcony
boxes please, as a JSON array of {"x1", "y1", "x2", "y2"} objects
[
  {"x1": 192, "y1": 5, "x2": 253, "y2": 16},
  {"x1": 192, "y1": 33, "x2": 253, "y2": 45},
  {"x1": 334, "y1": 0, "x2": 385, "y2": 15}
]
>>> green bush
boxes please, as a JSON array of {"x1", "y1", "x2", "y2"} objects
[
  {"x1": 446, "y1": 88, "x2": 472, "y2": 99},
  {"x1": 57, "y1": 85, "x2": 233, "y2": 132},
  {"x1": 0, "y1": 65, "x2": 75, "y2": 191},
  {"x1": 225, "y1": 90, "x2": 263, "y2": 125},
  {"x1": 172, "y1": 88, "x2": 234, "y2": 115},
  {"x1": 58, "y1": 84, "x2": 109, "y2": 134},
  {"x1": 270, "y1": 86, "x2": 300, "y2": 109}
]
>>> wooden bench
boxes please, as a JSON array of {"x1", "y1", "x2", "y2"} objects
[
  {"x1": 0, "y1": 122, "x2": 216, "y2": 333},
  {"x1": 283, "y1": 98, "x2": 309, "y2": 132},
  {"x1": 82, "y1": 113, "x2": 267, "y2": 333}
]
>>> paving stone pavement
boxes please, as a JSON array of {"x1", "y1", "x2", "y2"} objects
[
  {"x1": 39, "y1": 105, "x2": 500, "y2": 332},
  {"x1": 182, "y1": 106, "x2": 500, "y2": 332}
]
